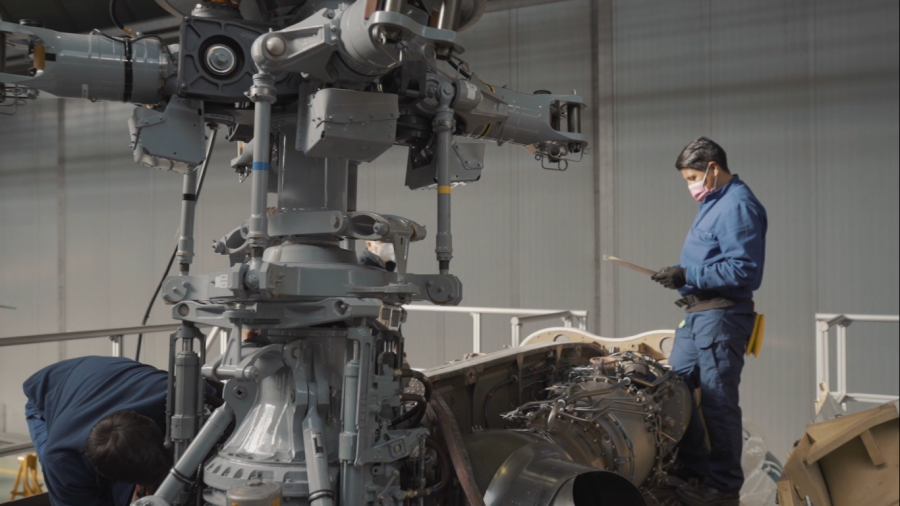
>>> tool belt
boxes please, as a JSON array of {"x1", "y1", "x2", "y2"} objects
[{"x1": 675, "y1": 292, "x2": 754, "y2": 314}]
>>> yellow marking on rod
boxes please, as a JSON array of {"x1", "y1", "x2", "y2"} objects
[
  {"x1": 438, "y1": 186, "x2": 452, "y2": 194},
  {"x1": 478, "y1": 122, "x2": 493, "y2": 139},
  {"x1": 33, "y1": 46, "x2": 46, "y2": 70}
]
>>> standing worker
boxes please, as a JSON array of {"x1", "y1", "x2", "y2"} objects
[
  {"x1": 23, "y1": 356, "x2": 219, "y2": 506},
  {"x1": 359, "y1": 240, "x2": 397, "y2": 272},
  {"x1": 652, "y1": 137, "x2": 767, "y2": 506}
]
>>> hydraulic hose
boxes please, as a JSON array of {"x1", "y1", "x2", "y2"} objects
[
  {"x1": 390, "y1": 393, "x2": 427, "y2": 428},
  {"x1": 403, "y1": 438, "x2": 451, "y2": 499},
  {"x1": 391, "y1": 369, "x2": 434, "y2": 428},
  {"x1": 430, "y1": 393, "x2": 486, "y2": 506}
]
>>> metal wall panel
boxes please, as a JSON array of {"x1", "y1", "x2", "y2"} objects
[
  {"x1": 612, "y1": 0, "x2": 900, "y2": 456},
  {"x1": 0, "y1": 0, "x2": 596, "y2": 433},
  {"x1": 362, "y1": 0, "x2": 597, "y2": 366},
  {"x1": 2, "y1": 0, "x2": 894, "y2": 460},
  {"x1": 0, "y1": 99, "x2": 62, "y2": 435},
  {"x1": 812, "y1": 0, "x2": 900, "y2": 403}
]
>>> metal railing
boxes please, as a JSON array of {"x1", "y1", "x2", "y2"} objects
[
  {"x1": 0, "y1": 324, "x2": 213, "y2": 356},
  {"x1": 816, "y1": 313, "x2": 900, "y2": 406},
  {"x1": 0, "y1": 306, "x2": 589, "y2": 359},
  {"x1": 0, "y1": 441, "x2": 34, "y2": 458},
  {"x1": 405, "y1": 305, "x2": 588, "y2": 353}
]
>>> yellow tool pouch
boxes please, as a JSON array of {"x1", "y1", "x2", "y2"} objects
[{"x1": 746, "y1": 314, "x2": 765, "y2": 357}]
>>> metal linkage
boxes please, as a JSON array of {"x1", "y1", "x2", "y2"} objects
[
  {"x1": 176, "y1": 168, "x2": 199, "y2": 274},
  {"x1": 433, "y1": 83, "x2": 457, "y2": 274},
  {"x1": 246, "y1": 72, "x2": 277, "y2": 261},
  {"x1": 162, "y1": 322, "x2": 208, "y2": 482}
]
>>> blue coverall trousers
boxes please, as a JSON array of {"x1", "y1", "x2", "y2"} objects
[{"x1": 669, "y1": 303, "x2": 756, "y2": 493}]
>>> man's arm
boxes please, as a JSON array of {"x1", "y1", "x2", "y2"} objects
[{"x1": 685, "y1": 202, "x2": 766, "y2": 291}]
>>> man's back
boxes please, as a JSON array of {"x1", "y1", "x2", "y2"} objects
[{"x1": 23, "y1": 357, "x2": 168, "y2": 506}]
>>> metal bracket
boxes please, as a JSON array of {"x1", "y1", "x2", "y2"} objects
[
  {"x1": 204, "y1": 344, "x2": 285, "y2": 382},
  {"x1": 356, "y1": 428, "x2": 428, "y2": 465}
]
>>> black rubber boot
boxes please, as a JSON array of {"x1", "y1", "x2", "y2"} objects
[{"x1": 676, "y1": 483, "x2": 741, "y2": 506}]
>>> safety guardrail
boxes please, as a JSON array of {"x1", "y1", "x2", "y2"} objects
[
  {"x1": 816, "y1": 313, "x2": 900, "y2": 406},
  {"x1": 405, "y1": 304, "x2": 588, "y2": 353},
  {"x1": 0, "y1": 324, "x2": 213, "y2": 356},
  {"x1": 0, "y1": 306, "x2": 589, "y2": 359},
  {"x1": 0, "y1": 441, "x2": 34, "y2": 459}
]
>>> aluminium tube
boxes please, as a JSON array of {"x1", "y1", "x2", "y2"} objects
[
  {"x1": 567, "y1": 103, "x2": 581, "y2": 134},
  {"x1": 433, "y1": 83, "x2": 456, "y2": 274},
  {"x1": 176, "y1": 168, "x2": 198, "y2": 274},
  {"x1": 247, "y1": 73, "x2": 277, "y2": 258},
  {"x1": 303, "y1": 388, "x2": 335, "y2": 506},
  {"x1": 384, "y1": 0, "x2": 408, "y2": 13},
  {"x1": 171, "y1": 339, "x2": 200, "y2": 460},
  {"x1": 153, "y1": 404, "x2": 234, "y2": 503},
  {"x1": 339, "y1": 341, "x2": 361, "y2": 501},
  {"x1": 437, "y1": 0, "x2": 462, "y2": 30},
  {"x1": 345, "y1": 162, "x2": 358, "y2": 251}
]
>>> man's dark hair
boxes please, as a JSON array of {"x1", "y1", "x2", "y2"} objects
[
  {"x1": 85, "y1": 411, "x2": 172, "y2": 488},
  {"x1": 675, "y1": 137, "x2": 730, "y2": 173}
]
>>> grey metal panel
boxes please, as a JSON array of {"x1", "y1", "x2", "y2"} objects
[
  {"x1": 613, "y1": 0, "x2": 713, "y2": 337},
  {"x1": 813, "y1": 0, "x2": 900, "y2": 401},
  {"x1": 611, "y1": 0, "x2": 899, "y2": 457},
  {"x1": 0, "y1": 98, "x2": 62, "y2": 436},
  {"x1": 707, "y1": 0, "x2": 820, "y2": 457}
]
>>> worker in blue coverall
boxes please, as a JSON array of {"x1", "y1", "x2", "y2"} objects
[
  {"x1": 23, "y1": 356, "x2": 217, "y2": 506},
  {"x1": 651, "y1": 137, "x2": 767, "y2": 506}
]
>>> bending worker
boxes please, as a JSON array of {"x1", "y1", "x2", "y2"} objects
[
  {"x1": 651, "y1": 137, "x2": 767, "y2": 506},
  {"x1": 23, "y1": 356, "x2": 219, "y2": 505}
]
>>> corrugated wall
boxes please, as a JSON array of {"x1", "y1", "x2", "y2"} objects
[
  {"x1": 0, "y1": 0, "x2": 597, "y2": 436},
  {"x1": 1, "y1": 0, "x2": 897, "y2": 458},
  {"x1": 610, "y1": 0, "x2": 900, "y2": 455}
]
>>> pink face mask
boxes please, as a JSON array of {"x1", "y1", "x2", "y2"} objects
[{"x1": 688, "y1": 166, "x2": 717, "y2": 202}]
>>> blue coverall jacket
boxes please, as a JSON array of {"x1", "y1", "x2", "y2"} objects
[
  {"x1": 23, "y1": 357, "x2": 169, "y2": 506},
  {"x1": 668, "y1": 175, "x2": 767, "y2": 493}
]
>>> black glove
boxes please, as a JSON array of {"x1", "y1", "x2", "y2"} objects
[{"x1": 652, "y1": 266, "x2": 687, "y2": 290}]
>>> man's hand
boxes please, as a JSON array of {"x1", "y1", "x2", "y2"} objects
[{"x1": 652, "y1": 266, "x2": 687, "y2": 290}]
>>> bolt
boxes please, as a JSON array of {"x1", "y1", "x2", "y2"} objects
[
  {"x1": 266, "y1": 36, "x2": 287, "y2": 57},
  {"x1": 393, "y1": 444, "x2": 403, "y2": 453},
  {"x1": 326, "y1": 9, "x2": 335, "y2": 19},
  {"x1": 205, "y1": 44, "x2": 237, "y2": 75}
]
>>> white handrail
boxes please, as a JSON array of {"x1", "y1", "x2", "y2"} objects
[
  {"x1": 815, "y1": 313, "x2": 900, "y2": 407},
  {"x1": 406, "y1": 304, "x2": 589, "y2": 353}
]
